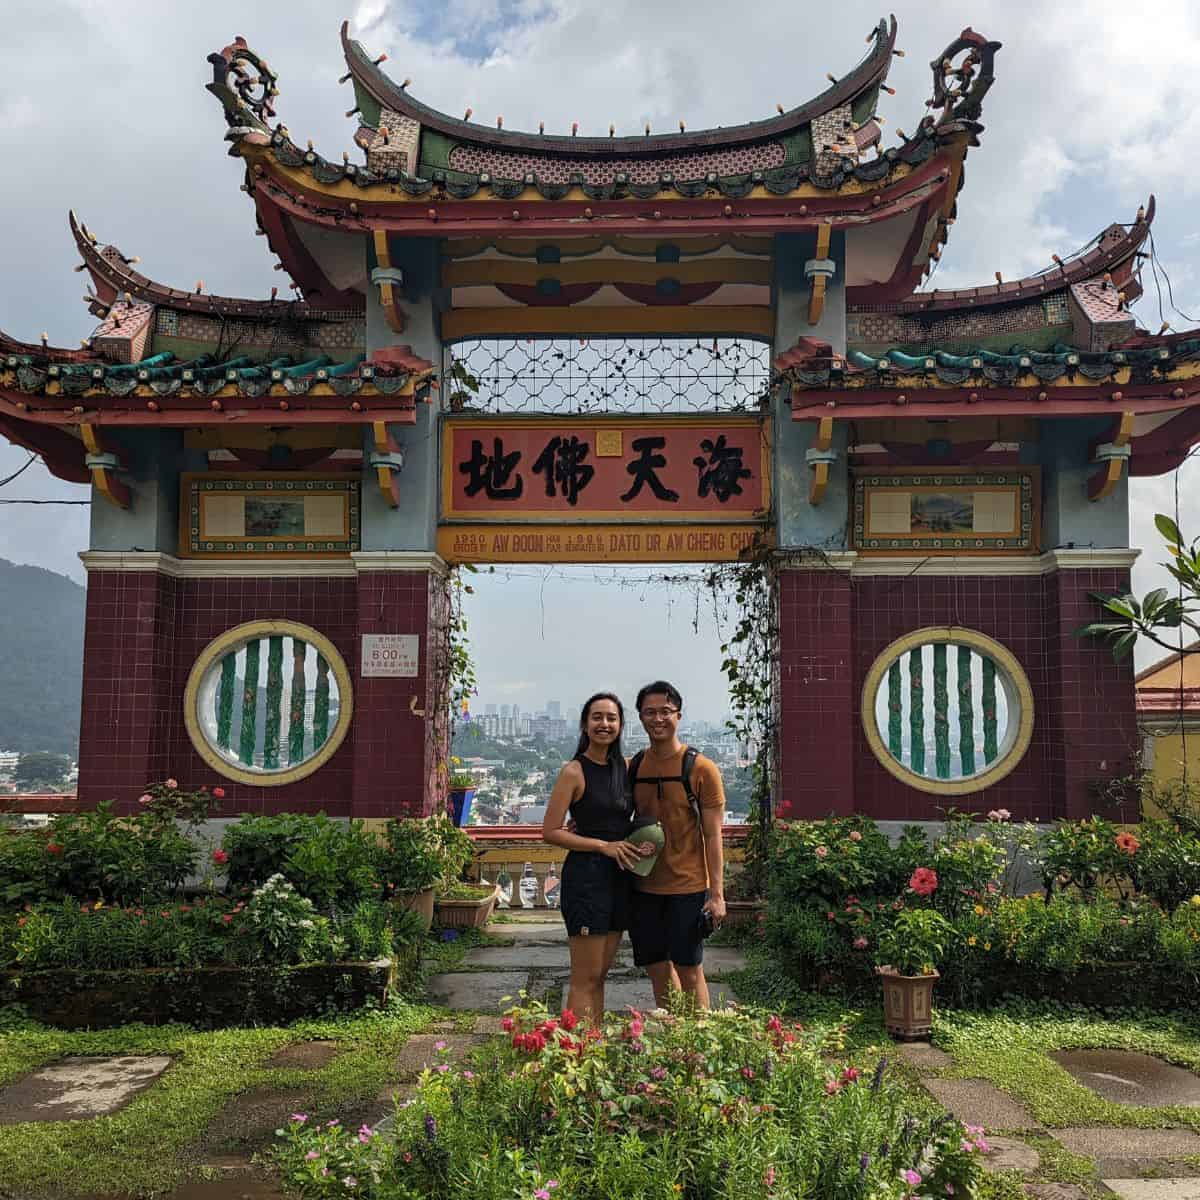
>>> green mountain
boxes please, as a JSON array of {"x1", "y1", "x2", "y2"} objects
[{"x1": 0, "y1": 560, "x2": 84, "y2": 755}]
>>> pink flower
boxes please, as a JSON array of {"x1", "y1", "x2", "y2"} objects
[
  {"x1": 815, "y1": 845, "x2": 829, "y2": 859},
  {"x1": 853, "y1": 936, "x2": 869, "y2": 950},
  {"x1": 290, "y1": 1113, "x2": 307, "y2": 1123},
  {"x1": 165, "y1": 778, "x2": 178, "y2": 789},
  {"x1": 763, "y1": 1166, "x2": 777, "y2": 1186},
  {"x1": 212, "y1": 786, "x2": 226, "y2": 799},
  {"x1": 435, "y1": 1064, "x2": 450, "y2": 1073},
  {"x1": 500, "y1": 1016, "x2": 514, "y2": 1031},
  {"x1": 434, "y1": 1040, "x2": 447, "y2": 1051},
  {"x1": 841, "y1": 1066, "x2": 860, "y2": 1082},
  {"x1": 823, "y1": 1079, "x2": 841, "y2": 1095},
  {"x1": 902, "y1": 1168, "x2": 922, "y2": 1186},
  {"x1": 462, "y1": 1070, "x2": 475, "y2": 1080},
  {"x1": 849, "y1": 830, "x2": 863, "y2": 842},
  {"x1": 138, "y1": 794, "x2": 153, "y2": 805},
  {"x1": 741, "y1": 1066, "x2": 755, "y2": 1079},
  {"x1": 909, "y1": 867, "x2": 939, "y2": 897},
  {"x1": 628, "y1": 1018, "x2": 644, "y2": 1038},
  {"x1": 212, "y1": 849, "x2": 228, "y2": 866},
  {"x1": 986, "y1": 808, "x2": 1011, "y2": 822},
  {"x1": 304, "y1": 1151, "x2": 319, "y2": 1160}
]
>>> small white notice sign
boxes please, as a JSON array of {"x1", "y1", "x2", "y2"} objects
[{"x1": 361, "y1": 634, "x2": 419, "y2": 677}]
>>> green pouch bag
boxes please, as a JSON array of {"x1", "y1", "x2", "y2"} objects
[{"x1": 626, "y1": 821, "x2": 664, "y2": 877}]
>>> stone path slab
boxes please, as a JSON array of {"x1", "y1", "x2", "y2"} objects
[
  {"x1": 895, "y1": 1042, "x2": 953, "y2": 1069},
  {"x1": 980, "y1": 1135, "x2": 1040, "y2": 1175},
  {"x1": 488, "y1": 921, "x2": 568, "y2": 944},
  {"x1": 920, "y1": 1078, "x2": 1041, "y2": 1131},
  {"x1": 0, "y1": 1055, "x2": 171, "y2": 1124},
  {"x1": 702, "y1": 947, "x2": 748, "y2": 977},
  {"x1": 263, "y1": 1041, "x2": 339, "y2": 1070},
  {"x1": 1023, "y1": 1186, "x2": 1090, "y2": 1200},
  {"x1": 1102, "y1": 1182, "x2": 1200, "y2": 1199},
  {"x1": 426, "y1": 970, "x2": 529, "y2": 1012},
  {"x1": 1055, "y1": 1128, "x2": 1200, "y2": 1160},
  {"x1": 1051, "y1": 1050, "x2": 1200, "y2": 1108},
  {"x1": 199, "y1": 1087, "x2": 313, "y2": 1152},
  {"x1": 463, "y1": 944, "x2": 573, "y2": 969}
]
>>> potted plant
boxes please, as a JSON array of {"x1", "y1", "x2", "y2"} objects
[
  {"x1": 874, "y1": 907, "x2": 954, "y2": 1040},
  {"x1": 447, "y1": 757, "x2": 477, "y2": 827},
  {"x1": 427, "y1": 815, "x2": 483, "y2": 925},
  {"x1": 433, "y1": 879, "x2": 497, "y2": 929},
  {"x1": 378, "y1": 817, "x2": 445, "y2": 933}
]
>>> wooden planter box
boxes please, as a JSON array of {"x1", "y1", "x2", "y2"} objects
[
  {"x1": 1, "y1": 959, "x2": 399, "y2": 1030},
  {"x1": 436, "y1": 889, "x2": 497, "y2": 929},
  {"x1": 393, "y1": 887, "x2": 435, "y2": 933},
  {"x1": 722, "y1": 899, "x2": 765, "y2": 927},
  {"x1": 877, "y1": 966, "x2": 939, "y2": 1040}
]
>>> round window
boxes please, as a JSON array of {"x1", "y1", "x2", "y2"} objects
[
  {"x1": 861, "y1": 627, "x2": 1034, "y2": 795},
  {"x1": 184, "y1": 620, "x2": 353, "y2": 786}
]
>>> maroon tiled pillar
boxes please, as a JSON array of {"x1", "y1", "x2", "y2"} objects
[
  {"x1": 77, "y1": 563, "x2": 178, "y2": 806},
  {"x1": 776, "y1": 564, "x2": 856, "y2": 818},
  {"x1": 352, "y1": 557, "x2": 444, "y2": 819},
  {"x1": 1044, "y1": 560, "x2": 1140, "y2": 820}
]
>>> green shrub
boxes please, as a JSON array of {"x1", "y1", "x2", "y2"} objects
[
  {"x1": 274, "y1": 1000, "x2": 988, "y2": 1199},
  {"x1": 1129, "y1": 820, "x2": 1200, "y2": 910},
  {"x1": 221, "y1": 814, "x2": 380, "y2": 912},
  {"x1": 378, "y1": 817, "x2": 446, "y2": 894},
  {"x1": 769, "y1": 815, "x2": 913, "y2": 907},
  {"x1": 0, "y1": 803, "x2": 195, "y2": 908},
  {"x1": 875, "y1": 908, "x2": 955, "y2": 976}
]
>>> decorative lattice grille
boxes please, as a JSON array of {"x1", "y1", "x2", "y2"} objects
[{"x1": 444, "y1": 337, "x2": 771, "y2": 415}]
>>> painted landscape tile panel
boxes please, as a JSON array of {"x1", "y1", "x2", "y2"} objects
[
  {"x1": 244, "y1": 498, "x2": 306, "y2": 537},
  {"x1": 910, "y1": 492, "x2": 974, "y2": 535}
]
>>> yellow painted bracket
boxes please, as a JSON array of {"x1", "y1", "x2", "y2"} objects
[
  {"x1": 80, "y1": 424, "x2": 130, "y2": 508},
  {"x1": 806, "y1": 416, "x2": 836, "y2": 505},
  {"x1": 371, "y1": 420, "x2": 403, "y2": 508},
  {"x1": 372, "y1": 231, "x2": 406, "y2": 334},
  {"x1": 807, "y1": 224, "x2": 833, "y2": 327},
  {"x1": 1088, "y1": 410, "x2": 1134, "y2": 502}
]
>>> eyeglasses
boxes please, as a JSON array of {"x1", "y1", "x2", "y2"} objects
[{"x1": 639, "y1": 707, "x2": 679, "y2": 719}]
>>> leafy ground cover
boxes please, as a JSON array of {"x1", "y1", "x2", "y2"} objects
[{"x1": 0, "y1": 999, "x2": 433, "y2": 1199}]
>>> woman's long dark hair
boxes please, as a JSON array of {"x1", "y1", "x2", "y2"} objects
[{"x1": 575, "y1": 692, "x2": 628, "y2": 804}]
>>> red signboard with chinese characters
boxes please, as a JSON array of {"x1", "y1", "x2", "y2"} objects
[{"x1": 441, "y1": 416, "x2": 769, "y2": 520}]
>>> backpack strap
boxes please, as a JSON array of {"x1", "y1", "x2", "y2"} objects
[{"x1": 627, "y1": 746, "x2": 703, "y2": 829}]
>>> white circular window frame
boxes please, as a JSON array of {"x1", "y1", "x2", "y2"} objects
[
  {"x1": 183, "y1": 619, "x2": 354, "y2": 787},
  {"x1": 860, "y1": 626, "x2": 1035, "y2": 796}
]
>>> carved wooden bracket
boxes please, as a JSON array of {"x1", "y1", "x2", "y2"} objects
[
  {"x1": 80, "y1": 424, "x2": 130, "y2": 508},
  {"x1": 806, "y1": 224, "x2": 834, "y2": 326},
  {"x1": 806, "y1": 416, "x2": 837, "y2": 504},
  {"x1": 371, "y1": 232, "x2": 406, "y2": 333},
  {"x1": 369, "y1": 420, "x2": 404, "y2": 507},
  {"x1": 1087, "y1": 410, "x2": 1134, "y2": 502}
]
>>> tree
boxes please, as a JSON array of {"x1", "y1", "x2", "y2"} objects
[
  {"x1": 15, "y1": 751, "x2": 73, "y2": 791},
  {"x1": 1079, "y1": 514, "x2": 1200, "y2": 660}
]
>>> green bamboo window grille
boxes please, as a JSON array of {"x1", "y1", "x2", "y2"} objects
[
  {"x1": 872, "y1": 640, "x2": 1015, "y2": 782},
  {"x1": 195, "y1": 632, "x2": 342, "y2": 773}
]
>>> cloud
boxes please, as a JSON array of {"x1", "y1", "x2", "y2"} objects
[{"x1": 2, "y1": 0, "x2": 1200, "y2": 692}]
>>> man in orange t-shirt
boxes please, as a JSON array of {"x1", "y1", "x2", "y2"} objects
[{"x1": 628, "y1": 680, "x2": 726, "y2": 1009}]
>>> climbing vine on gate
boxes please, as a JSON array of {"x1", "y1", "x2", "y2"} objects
[{"x1": 705, "y1": 540, "x2": 777, "y2": 898}]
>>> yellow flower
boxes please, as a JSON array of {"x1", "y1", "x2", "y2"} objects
[
  {"x1": 973, "y1": 904, "x2": 985, "y2": 916},
  {"x1": 983, "y1": 942, "x2": 991, "y2": 950},
  {"x1": 1190, "y1": 895, "x2": 1200, "y2": 907},
  {"x1": 93, "y1": 901, "x2": 104, "y2": 910},
  {"x1": 967, "y1": 935, "x2": 977, "y2": 946}
]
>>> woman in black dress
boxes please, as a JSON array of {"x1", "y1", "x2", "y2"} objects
[{"x1": 542, "y1": 692, "x2": 646, "y2": 1027}]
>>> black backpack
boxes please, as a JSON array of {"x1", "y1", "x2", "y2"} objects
[{"x1": 625, "y1": 746, "x2": 702, "y2": 827}]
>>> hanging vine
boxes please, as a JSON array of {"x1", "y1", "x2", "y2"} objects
[
  {"x1": 430, "y1": 564, "x2": 480, "y2": 792},
  {"x1": 703, "y1": 539, "x2": 778, "y2": 899}
]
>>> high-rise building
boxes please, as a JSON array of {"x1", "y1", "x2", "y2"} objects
[
  {"x1": 547, "y1": 700, "x2": 561, "y2": 719},
  {"x1": 500, "y1": 704, "x2": 511, "y2": 719}
]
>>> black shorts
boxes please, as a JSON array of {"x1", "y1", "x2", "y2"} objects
[
  {"x1": 629, "y1": 889, "x2": 708, "y2": 967},
  {"x1": 560, "y1": 851, "x2": 631, "y2": 938}
]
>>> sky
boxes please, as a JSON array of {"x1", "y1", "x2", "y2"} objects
[{"x1": 2, "y1": 0, "x2": 1200, "y2": 725}]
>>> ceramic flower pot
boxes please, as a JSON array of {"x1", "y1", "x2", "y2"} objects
[
  {"x1": 393, "y1": 886, "x2": 435, "y2": 934},
  {"x1": 435, "y1": 888, "x2": 496, "y2": 929},
  {"x1": 877, "y1": 966, "x2": 939, "y2": 1040}
]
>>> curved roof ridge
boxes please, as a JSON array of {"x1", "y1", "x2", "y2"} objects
[
  {"x1": 0, "y1": 328, "x2": 99, "y2": 364},
  {"x1": 339, "y1": 16, "x2": 897, "y2": 154},
  {"x1": 862, "y1": 197, "x2": 1154, "y2": 313},
  {"x1": 68, "y1": 212, "x2": 363, "y2": 320}
]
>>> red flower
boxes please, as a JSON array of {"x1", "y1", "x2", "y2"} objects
[
  {"x1": 212, "y1": 786, "x2": 226, "y2": 799},
  {"x1": 17, "y1": 917, "x2": 26, "y2": 927},
  {"x1": 908, "y1": 867, "x2": 939, "y2": 896},
  {"x1": 560, "y1": 1009, "x2": 578, "y2": 1031},
  {"x1": 1115, "y1": 831, "x2": 1140, "y2": 855},
  {"x1": 841, "y1": 1066, "x2": 860, "y2": 1083},
  {"x1": 500, "y1": 1016, "x2": 515, "y2": 1032},
  {"x1": 46, "y1": 843, "x2": 63, "y2": 855},
  {"x1": 212, "y1": 849, "x2": 229, "y2": 866}
]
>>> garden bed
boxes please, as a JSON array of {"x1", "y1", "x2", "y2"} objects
[{"x1": 1, "y1": 956, "x2": 411, "y2": 1029}]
